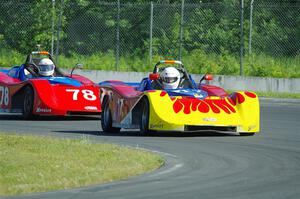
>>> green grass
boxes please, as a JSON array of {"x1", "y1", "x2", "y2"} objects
[
  {"x1": 227, "y1": 90, "x2": 300, "y2": 99},
  {"x1": 0, "y1": 133, "x2": 164, "y2": 196},
  {"x1": 0, "y1": 48, "x2": 299, "y2": 78},
  {"x1": 0, "y1": 48, "x2": 298, "y2": 98},
  {"x1": 254, "y1": 91, "x2": 300, "y2": 99},
  {"x1": 0, "y1": 49, "x2": 24, "y2": 67}
]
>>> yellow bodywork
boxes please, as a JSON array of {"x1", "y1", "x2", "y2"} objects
[{"x1": 144, "y1": 91, "x2": 260, "y2": 133}]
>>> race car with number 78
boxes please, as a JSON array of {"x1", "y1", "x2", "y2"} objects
[{"x1": 0, "y1": 51, "x2": 101, "y2": 119}]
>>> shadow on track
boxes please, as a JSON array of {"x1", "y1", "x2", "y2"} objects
[
  {"x1": 53, "y1": 130, "x2": 238, "y2": 137},
  {"x1": 0, "y1": 114, "x2": 100, "y2": 121}
]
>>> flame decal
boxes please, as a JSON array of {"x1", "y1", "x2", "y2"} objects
[
  {"x1": 245, "y1": 91, "x2": 257, "y2": 98},
  {"x1": 160, "y1": 91, "x2": 256, "y2": 115},
  {"x1": 229, "y1": 92, "x2": 245, "y2": 105},
  {"x1": 213, "y1": 99, "x2": 235, "y2": 114},
  {"x1": 198, "y1": 101, "x2": 210, "y2": 113},
  {"x1": 160, "y1": 91, "x2": 167, "y2": 97},
  {"x1": 204, "y1": 100, "x2": 221, "y2": 113},
  {"x1": 173, "y1": 100, "x2": 183, "y2": 113}
]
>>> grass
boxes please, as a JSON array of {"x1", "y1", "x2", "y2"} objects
[
  {"x1": 254, "y1": 91, "x2": 300, "y2": 99},
  {"x1": 227, "y1": 90, "x2": 300, "y2": 99},
  {"x1": 0, "y1": 48, "x2": 299, "y2": 78},
  {"x1": 0, "y1": 48, "x2": 298, "y2": 98},
  {"x1": 0, "y1": 133, "x2": 164, "y2": 196}
]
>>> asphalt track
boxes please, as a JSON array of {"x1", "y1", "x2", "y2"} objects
[{"x1": 1, "y1": 98, "x2": 300, "y2": 199}]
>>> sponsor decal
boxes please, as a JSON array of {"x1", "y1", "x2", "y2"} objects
[
  {"x1": 202, "y1": 117, "x2": 217, "y2": 122},
  {"x1": 36, "y1": 107, "x2": 52, "y2": 113},
  {"x1": 194, "y1": 93, "x2": 204, "y2": 98},
  {"x1": 84, "y1": 106, "x2": 98, "y2": 110},
  {"x1": 150, "y1": 123, "x2": 163, "y2": 129}
]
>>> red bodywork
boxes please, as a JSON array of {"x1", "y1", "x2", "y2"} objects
[
  {"x1": 199, "y1": 84, "x2": 228, "y2": 97},
  {"x1": 0, "y1": 71, "x2": 101, "y2": 116}
]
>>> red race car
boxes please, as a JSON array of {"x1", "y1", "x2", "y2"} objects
[{"x1": 0, "y1": 51, "x2": 101, "y2": 119}]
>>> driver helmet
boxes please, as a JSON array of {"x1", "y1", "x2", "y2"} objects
[
  {"x1": 38, "y1": 58, "x2": 55, "y2": 76},
  {"x1": 161, "y1": 67, "x2": 180, "y2": 89}
]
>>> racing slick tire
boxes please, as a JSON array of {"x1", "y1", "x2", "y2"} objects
[
  {"x1": 140, "y1": 97, "x2": 152, "y2": 136},
  {"x1": 22, "y1": 86, "x2": 35, "y2": 120},
  {"x1": 101, "y1": 97, "x2": 121, "y2": 133}
]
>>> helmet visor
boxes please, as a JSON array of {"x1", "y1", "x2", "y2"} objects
[
  {"x1": 39, "y1": 64, "x2": 54, "y2": 72},
  {"x1": 162, "y1": 76, "x2": 178, "y2": 83}
]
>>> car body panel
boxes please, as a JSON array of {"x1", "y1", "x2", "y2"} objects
[
  {"x1": 0, "y1": 57, "x2": 101, "y2": 116},
  {"x1": 99, "y1": 60, "x2": 260, "y2": 134},
  {"x1": 145, "y1": 90, "x2": 259, "y2": 132},
  {"x1": 100, "y1": 80, "x2": 260, "y2": 133}
]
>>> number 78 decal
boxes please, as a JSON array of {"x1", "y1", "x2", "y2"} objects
[
  {"x1": 66, "y1": 89, "x2": 97, "y2": 101},
  {"x1": 0, "y1": 86, "x2": 9, "y2": 106}
]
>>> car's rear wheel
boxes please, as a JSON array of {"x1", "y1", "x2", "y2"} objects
[
  {"x1": 101, "y1": 97, "x2": 120, "y2": 133},
  {"x1": 22, "y1": 86, "x2": 35, "y2": 119},
  {"x1": 140, "y1": 97, "x2": 151, "y2": 135}
]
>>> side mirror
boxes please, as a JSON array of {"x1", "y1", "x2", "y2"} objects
[
  {"x1": 149, "y1": 73, "x2": 160, "y2": 80},
  {"x1": 70, "y1": 63, "x2": 84, "y2": 77},
  {"x1": 75, "y1": 63, "x2": 83, "y2": 69},
  {"x1": 200, "y1": 74, "x2": 213, "y2": 84},
  {"x1": 204, "y1": 74, "x2": 213, "y2": 81}
]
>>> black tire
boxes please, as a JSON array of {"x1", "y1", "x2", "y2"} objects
[
  {"x1": 101, "y1": 97, "x2": 120, "y2": 133},
  {"x1": 140, "y1": 97, "x2": 151, "y2": 135},
  {"x1": 239, "y1": 133, "x2": 255, "y2": 136},
  {"x1": 22, "y1": 86, "x2": 35, "y2": 119}
]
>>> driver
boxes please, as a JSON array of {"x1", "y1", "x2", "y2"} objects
[
  {"x1": 161, "y1": 67, "x2": 180, "y2": 89},
  {"x1": 37, "y1": 58, "x2": 55, "y2": 76}
]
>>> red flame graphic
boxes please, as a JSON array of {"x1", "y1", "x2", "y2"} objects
[{"x1": 161, "y1": 91, "x2": 256, "y2": 114}]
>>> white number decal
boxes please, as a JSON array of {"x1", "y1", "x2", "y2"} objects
[
  {"x1": 0, "y1": 86, "x2": 9, "y2": 106},
  {"x1": 66, "y1": 89, "x2": 80, "y2": 100},
  {"x1": 66, "y1": 89, "x2": 96, "y2": 101},
  {"x1": 82, "y1": 89, "x2": 97, "y2": 101}
]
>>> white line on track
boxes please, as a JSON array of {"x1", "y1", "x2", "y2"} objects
[
  {"x1": 149, "y1": 163, "x2": 184, "y2": 177},
  {"x1": 125, "y1": 144, "x2": 184, "y2": 178},
  {"x1": 124, "y1": 145, "x2": 184, "y2": 177}
]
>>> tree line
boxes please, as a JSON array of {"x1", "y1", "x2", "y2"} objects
[{"x1": 0, "y1": 0, "x2": 299, "y2": 59}]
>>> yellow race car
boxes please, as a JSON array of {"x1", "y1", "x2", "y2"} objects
[{"x1": 99, "y1": 60, "x2": 259, "y2": 136}]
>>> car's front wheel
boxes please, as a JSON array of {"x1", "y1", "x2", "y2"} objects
[
  {"x1": 101, "y1": 97, "x2": 120, "y2": 133},
  {"x1": 140, "y1": 97, "x2": 151, "y2": 136},
  {"x1": 22, "y1": 86, "x2": 34, "y2": 119}
]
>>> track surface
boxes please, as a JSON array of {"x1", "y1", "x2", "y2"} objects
[{"x1": 1, "y1": 99, "x2": 300, "y2": 199}]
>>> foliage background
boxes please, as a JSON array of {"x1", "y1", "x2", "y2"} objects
[{"x1": 0, "y1": 0, "x2": 299, "y2": 77}]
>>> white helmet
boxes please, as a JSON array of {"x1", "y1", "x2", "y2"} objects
[
  {"x1": 161, "y1": 67, "x2": 180, "y2": 89},
  {"x1": 38, "y1": 58, "x2": 55, "y2": 76}
]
